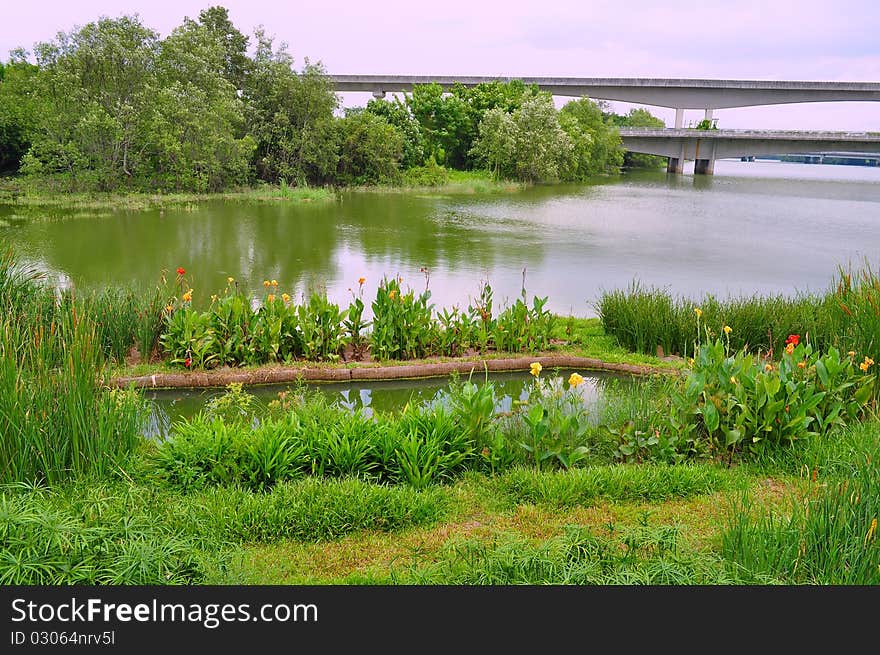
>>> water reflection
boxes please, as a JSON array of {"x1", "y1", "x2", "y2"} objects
[
  {"x1": 143, "y1": 370, "x2": 632, "y2": 440},
  {"x1": 3, "y1": 161, "x2": 879, "y2": 318}
]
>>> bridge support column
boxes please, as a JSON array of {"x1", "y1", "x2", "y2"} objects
[
  {"x1": 674, "y1": 108, "x2": 684, "y2": 129},
  {"x1": 667, "y1": 141, "x2": 686, "y2": 174},
  {"x1": 694, "y1": 141, "x2": 717, "y2": 175}
]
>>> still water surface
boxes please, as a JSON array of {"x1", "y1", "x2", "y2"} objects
[
  {"x1": 144, "y1": 370, "x2": 628, "y2": 439},
  {"x1": 2, "y1": 160, "x2": 879, "y2": 318}
]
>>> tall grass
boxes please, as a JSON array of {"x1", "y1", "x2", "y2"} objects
[
  {"x1": 597, "y1": 281, "x2": 828, "y2": 358},
  {"x1": 0, "y1": 251, "x2": 148, "y2": 484},
  {"x1": 599, "y1": 265, "x2": 880, "y2": 374},
  {"x1": 721, "y1": 420, "x2": 880, "y2": 584}
]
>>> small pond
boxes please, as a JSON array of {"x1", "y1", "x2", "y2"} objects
[{"x1": 144, "y1": 369, "x2": 638, "y2": 439}]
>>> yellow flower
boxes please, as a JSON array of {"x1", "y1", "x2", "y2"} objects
[
  {"x1": 568, "y1": 372, "x2": 584, "y2": 388},
  {"x1": 785, "y1": 342, "x2": 795, "y2": 355},
  {"x1": 866, "y1": 356, "x2": 875, "y2": 366},
  {"x1": 263, "y1": 280, "x2": 270, "y2": 287},
  {"x1": 227, "y1": 276, "x2": 234, "y2": 284},
  {"x1": 181, "y1": 289, "x2": 193, "y2": 303},
  {"x1": 267, "y1": 294, "x2": 275, "y2": 302},
  {"x1": 530, "y1": 362, "x2": 542, "y2": 377},
  {"x1": 389, "y1": 289, "x2": 397, "y2": 300},
  {"x1": 358, "y1": 277, "x2": 366, "y2": 285},
  {"x1": 211, "y1": 294, "x2": 218, "y2": 302},
  {"x1": 694, "y1": 307, "x2": 702, "y2": 318},
  {"x1": 848, "y1": 351, "x2": 856, "y2": 358},
  {"x1": 723, "y1": 325, "x2": 732, "y2": 335},
  {"x1": 164, "y1": 304, "x2": 174, "y2": 313},
  {"x1": 730, "y1": 376, "x2": 737, "y2": 385},
  {"x1": 282, "y1": 293, "x2": 291, "y2": 303},
  {"x1": 764, "y1": 363, "x2": 773, "y2": 372},
  {"x1": 688, "y1": 357, "x2": 694, "y2": 367},
  {"x1": 271, "y1": 279, "x2": 278, "y2": 287},
  {"x1": 797, "y1": 361, "x2": 806, "y2": 369},
  {"x1": 867, "y1": 518, "x2": 877, "y2": 545},
  {"x1": 860, "y1": 356, "x2": 875, "y2": 372}
]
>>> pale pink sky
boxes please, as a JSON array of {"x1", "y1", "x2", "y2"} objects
[{"x1": 3, "y1": 0, "x2": 879, "y2": 130}]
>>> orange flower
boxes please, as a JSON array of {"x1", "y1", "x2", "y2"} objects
[
  {"x1": 797, "y1": 361, "x2": 806, "y2": 369},
  {"x1": 181, "y1": 289, "x2": 193, "y2": 303},
  {"x1": 358, "y1": 277, "x2": 366, "y2": 285},
  {"x1": 271, "y1": 279, "x2": 278, "y2": 287},
  {"x1": 785, "y1": 342, "x2": 795, "y2": 355},
  {"x1": 267, "y1": 294, "x2": 275, "y2": 303},
  {"x1": 282, "y1": 293, "x2": 290, "y2": 303},
  {"x1": 389, "y1": 289, "x2": 397, "y2": 299},
  {"x1": 263, "y1": 280, "x2": 270, "y2": 287}
]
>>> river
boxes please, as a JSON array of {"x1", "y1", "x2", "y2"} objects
[{"x1": 2, "y1": 160, "x2": 879, "y2": 318}]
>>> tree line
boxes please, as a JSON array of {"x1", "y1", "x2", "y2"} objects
[{"x1": 0, "y1": 6, "x2": 666, "y2": 192}]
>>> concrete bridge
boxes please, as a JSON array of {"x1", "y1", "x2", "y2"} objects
[
  {"x1": 619, "y1": 129, "x2": 880, "y2": 174},
  {"x1": 331, "y1": 75, "x2": 880, "y2": 174}
]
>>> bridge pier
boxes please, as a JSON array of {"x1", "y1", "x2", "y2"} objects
[
  {"x1": 667, "y1": 141, "x2": 686, "y2": 174},
  {"x1": 693, "y1": 140, "x2": 717, "y2": 175}
]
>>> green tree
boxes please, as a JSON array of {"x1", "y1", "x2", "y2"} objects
[
  {"x1": 196, "y1": 5, "x2": 250, "y2": 91},
  {"x1": 336, "y1": 110, "x2": 404, "y2": 186},
  {"x1": 607, "y1": 107, "x2": 666, "y2": 168},
  {"x1": 244, "y1": 30, "x2": 339, "y2": 185},
  {"x1": 468, "y1": 107, "x2": 515, "y2": 179},
  {"x1": 0, "y1": 50, "x2": 40, "y2": 172},
  {"x1": 144, "y1": 18, "x2": 254, "y2": 191},
  {"x1": 406, "y1": 82, "x2": 469, "y2": 168},
  {"x1": 406, "y1": 80, "x2": 538, "y2": 170},
  {"x1": 365, "y1": 96, "x2": 426, "y2": 168},
  {"x1": 21, "y1": 16, "x2": 160, "y2": 188},
  {"x1": 471, "y1": 94, "x2": 572, "y2": 183},
  {"x1": 558, "y1": 97, "x2": 623, "y2": 179}
]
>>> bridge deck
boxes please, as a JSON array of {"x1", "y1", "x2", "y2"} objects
[{"x1": 331, "y1": 76, "x2": 880, "y2": 109}]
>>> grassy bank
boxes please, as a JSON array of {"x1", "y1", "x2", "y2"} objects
[
  {"x1": 0, "y1": 179, "x2": 337, "y2": 212},
  {"x1": 4, "y1": 418, "x2": 878, "y2": 584},
  {"x1": 0, "y1": 170, "x2": 524, "y2": 214}
]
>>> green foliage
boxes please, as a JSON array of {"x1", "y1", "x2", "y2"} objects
[
  {"x1": 607, "y1": 107, "x2": 667, "y2": 168},
  {"x1": 381, "y1": 523, "x2": 733, "y2": 585},
  {"x1": 471, "y1": 95, "x2": 574, "y2": 183},
  {"x1": 0, "y1": 53, "x2": 40, "y2": 172},
  {"x1": 827, "y1": 263, "x2": 880, "y2": 397},
  {"x1": 491, "y1": 463, "x2": 730, "y2": 508},
  {"x1": 0, "y1": 251, "x2": 148, "y2": 485},
  {"x1": 402, "y1": 156, "x2": 450, "y2": 187},
  {"x1": 721, "y1": 424, "x2": 880, "y2": 583},
  {"x1": 0, "y1": 484, "x2": 206, "y2": 584},
  {"x1": 365, "y1": 96, "x2": 427, "y2": 168},
  {"x1": 244, "y1": 35, "x2": 339, "y2": 186},
  {"x1": 336, "y1": 110, "x2": 404, "y2": 186},
  {"x1": 597, "y1": 281, "x2": 829, "y2": 359},
  {"x1": 558, "y1": 97, "x2": 624, "y2": 178},
  {"x1": 667, "y1": 338, "x2": 873, "y2": 461},
  {"x1": 369, "y1": 276, "x2": 435, "y2": 360},
  {"x1": 517, "y1": 372, "x2": 591, "y2": 469}
]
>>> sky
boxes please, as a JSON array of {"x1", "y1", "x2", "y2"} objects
[{"x1": 2, "y1": 0, "x2": 879, "y2": 130}]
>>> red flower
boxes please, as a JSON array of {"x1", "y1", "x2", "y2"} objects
[
  {"x1": 785, "y1": 334, "x2": 800, "y2": 346},
  {"x1": 184, "y1": 357, "x2": 192, "y2": 368},
  {"x1": 176, "y1": 267, "x2": 186, "y2": 276}
]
